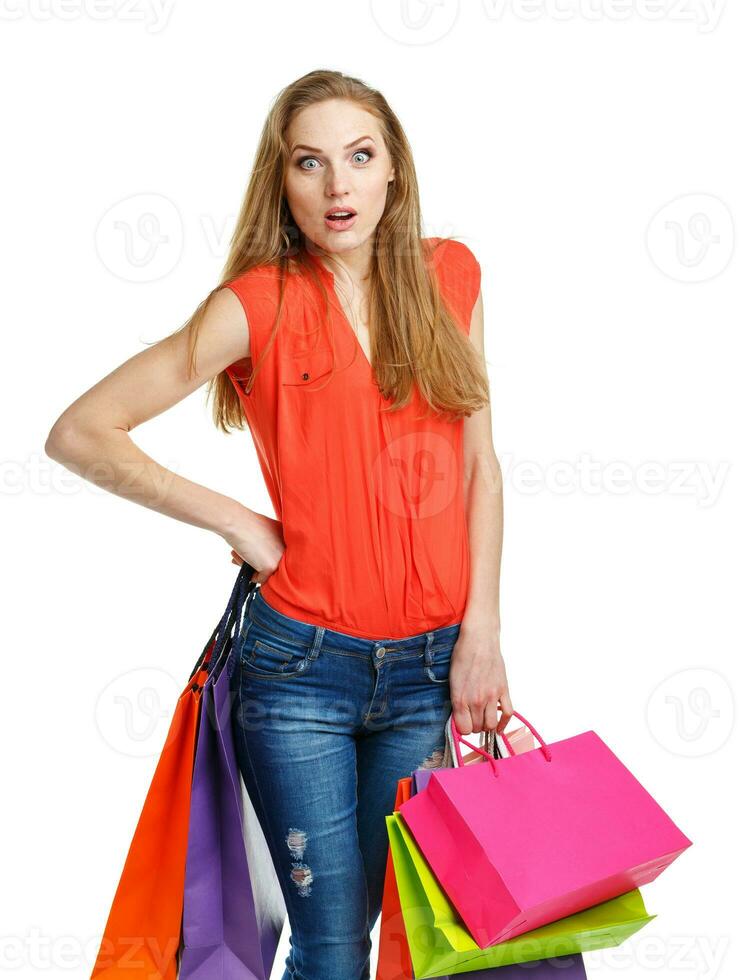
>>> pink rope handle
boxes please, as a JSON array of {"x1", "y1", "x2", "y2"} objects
[
  {"x1": 453, "y1": 728, "x2": 500, "y2": 777},
  {"x1": 450, "y1": 711, "x2": 552, "y2": 771},
  {"x1": 499, "y1": 710, "x2": 552, "y2": 761}
]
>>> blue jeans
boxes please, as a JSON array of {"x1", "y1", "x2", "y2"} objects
[{"x1": 229, "y1": 587, "x2": 460, "y2": 980}]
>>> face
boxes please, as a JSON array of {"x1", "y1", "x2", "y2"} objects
[{"x1": 283, "y1": 98, "x2": 395, "y2": 263}]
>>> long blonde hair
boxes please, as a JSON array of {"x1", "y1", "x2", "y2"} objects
[{"x1": 175, "y1": 69, "x2": 490, "y2": 433}]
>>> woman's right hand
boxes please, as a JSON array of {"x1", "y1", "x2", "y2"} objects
[{"x1": 222, "y1": 509, "x2": 285, "y2": 585}]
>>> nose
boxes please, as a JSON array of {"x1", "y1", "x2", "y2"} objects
[{"x1": 325, "y1": 166, "x2": 352, "y2": 200}]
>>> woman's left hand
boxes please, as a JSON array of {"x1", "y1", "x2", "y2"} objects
[{"x1": 448, "y1": 623, "x2": 513, "y2": 737}]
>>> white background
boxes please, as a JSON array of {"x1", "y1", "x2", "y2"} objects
[{"x1": 1, "y1": 1, "x2": 740, "y2": 978}]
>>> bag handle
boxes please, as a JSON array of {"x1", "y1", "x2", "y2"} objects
[
  {"x1": 209, "y1": 561, "x2": 258, "y2": 680},
  {"x1": 500, "y1": 711, "x2": 552, "y2": 761},
  {"x1": 449, "y1": 711, "x2": 552, "y2": 774},
  {"x1": 188, "y1": 561, "x2": 257, "y2": 685},
  {"x1": 450, "y1": 725, "x2": 501, "y2": 777},
  {"x1": 443, "y1": 713, "x2": 502, "y2": 767}
]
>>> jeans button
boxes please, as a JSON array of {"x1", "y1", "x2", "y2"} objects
[{"x1": 376, "y1": 647, "x2": 386, "y2": 658}]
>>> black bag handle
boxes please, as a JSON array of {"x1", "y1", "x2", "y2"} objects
[
  {"x1": 187, "y1": 561, "x2": 257, "y2": 685},
  {"x1": 210, "y1": 561, "x2": 259, "y2": 682}
]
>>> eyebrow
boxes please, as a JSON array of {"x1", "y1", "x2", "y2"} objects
[{"x1": 291, "y1": 135, "x2": 376, "y2": 155}]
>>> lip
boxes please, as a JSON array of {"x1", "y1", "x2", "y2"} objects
[
  {"x1": 324, "y1": 206, "x2": 357, "y2": 218},
  {"x1": 324, "y1": 208, "x2": 357, "y2": 232}
]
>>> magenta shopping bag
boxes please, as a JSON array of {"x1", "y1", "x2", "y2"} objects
[
  {"x1": 179, "y1": 566, "x2": 287, "y2": 979},
  {"x1": 406, "y1": 762, "x2": 587, "y2": 980},
  {"x1": 399, "y1": 711, "x2": 692, "y2": 949}
]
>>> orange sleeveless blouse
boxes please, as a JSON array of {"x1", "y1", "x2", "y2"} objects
[{"x1": 224, "y1": 237, "x2": 481, "y2": 640}]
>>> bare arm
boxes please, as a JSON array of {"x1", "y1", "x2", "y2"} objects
[
  {"x1": 450, "y1": 288, "x2": 513, "y2": 736},
  {"x1": 462, "y1": 289, "x2": 503, "y2": 633},
  {"x1": 44, "y1": 288, "x2": 283, "y2": 580}
]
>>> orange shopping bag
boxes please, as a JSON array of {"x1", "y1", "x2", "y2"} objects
[
  {"x1": 91, "y1": 563, "x2": 253, "y2": 979},
  {"x1": 376, "y1": 776, "x2": 414, "y2": 980}
]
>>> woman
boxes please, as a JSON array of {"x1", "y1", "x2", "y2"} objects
[{"x1": 45, "y1": 69, "x2": 512, "y2": 980}]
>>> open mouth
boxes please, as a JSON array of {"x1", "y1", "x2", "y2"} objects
[{"x1": 324, "y1": 209, "x2": 357, "y2": 231}]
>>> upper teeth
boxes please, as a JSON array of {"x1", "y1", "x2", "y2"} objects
[{"x1": 331, "y1": 212, "x2": 351, "y2": 217}]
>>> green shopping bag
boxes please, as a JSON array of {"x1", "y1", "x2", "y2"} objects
[{"x1": 385, "y1": 811, "x2": 655, "y2": 978}]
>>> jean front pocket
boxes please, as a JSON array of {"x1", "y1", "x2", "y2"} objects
[
  {"x1": 423, "y1": 641, "x2": 455, "y2": 684},
  {"x1": 239, "y1": 621, "x2": 313, "y2": 679}
]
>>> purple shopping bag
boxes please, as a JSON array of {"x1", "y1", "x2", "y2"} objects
[{"x1": 179, "y1": 571, "x2": 287, "y2": 979}]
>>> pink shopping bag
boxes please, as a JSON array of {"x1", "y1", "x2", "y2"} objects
[{"x1": 398, "y1": 710, "x2": 692, "y2": 949}]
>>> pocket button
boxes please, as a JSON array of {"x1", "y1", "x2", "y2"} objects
[{"x1": 281, "y1": 347, "x2": 335, "y2": 387}]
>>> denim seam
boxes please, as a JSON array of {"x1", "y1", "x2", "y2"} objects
[
  {"x1": 245, "y1": 639, "x2": 308, "y2": 678},
  {"x1": 254, "y1": 593, "x2": 461, "y2": 647},
  {"x1": 365, "y1": 698, "x2": 388, "y2": 719},
  {"x1": 247, "y1": 614, "x2": 315, "y2": 646},
  {"x1": 361, "y1": 661, "x2": 383, "y2": 727},
  {"x1": 424, "y1": 630, "x2": 451, "y2": 684},
  {"x1": 235, "y1": 659, "x2": 289, "y2": 904}
]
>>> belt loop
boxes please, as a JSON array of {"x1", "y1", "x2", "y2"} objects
[
  {"x1": 308, "y1": 625, "x2": 325, "y2": 661},
  {"x1": 424, "y1": 630, "x2": 434, "y2": 666},
  {"x1": 239, "y1": 584, "x2": 258, "y2": 640}
]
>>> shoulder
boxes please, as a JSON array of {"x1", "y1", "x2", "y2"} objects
[
  {"x1": 224, "y1": 262, "x2": 283, "y2": 302},
  {"x1": 423, "y1": 237, "x2": 482, "y2": 333},
  {"x1": 424, "y1": 236, "x2": 481, "y2": 282},
  {"x1": 221, "y1": 262, "x2": 287, "y2": 331}
]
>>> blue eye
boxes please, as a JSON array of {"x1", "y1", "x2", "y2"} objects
[{"x1": 296, "y1": 148, "x2": 374, "y2": 171}]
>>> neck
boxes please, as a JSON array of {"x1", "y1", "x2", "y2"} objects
[{"x1": 309, "y1": 241, "x2": 372, "y2": 285}]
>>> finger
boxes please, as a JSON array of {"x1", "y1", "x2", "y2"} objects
[
  {"x1": 496, "y1": 692, "x2": 514, "y2": 732},
  {"x1": 484, "y1": 697, "x2": 500, "y2": 733},
  {"x1": 470, "y1": 708, "x2": 485, "y2": 735},
  {"x1": 452, "y1": 706, "x2": 473, "y2": 738}
]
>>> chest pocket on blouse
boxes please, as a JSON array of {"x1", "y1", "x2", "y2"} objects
[{"x1": 281, "y1": 346, "x2": 336, "y2": 390}]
